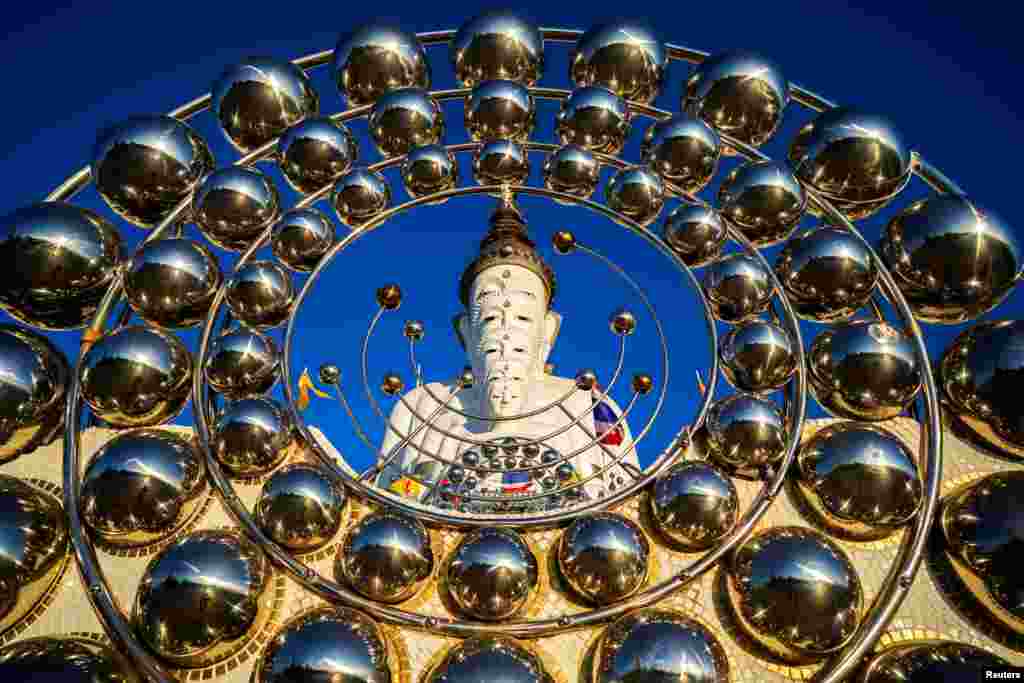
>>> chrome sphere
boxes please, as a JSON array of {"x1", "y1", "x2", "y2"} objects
[
  {"x1": 649, "y1": 461, "x2": 738, "y2": 551},
  {"x1": 718, "y1": 160, "x2": 807, "y2": 247},
  {"x1": 557, "y1": 512, "x2": 650, "y2": 605},
  {"x1": 402, "y1": 144, "x2": 459, "y2": 198},
  {"x1": 701, "y1": 253, "x2": 775, "y2": 323},
  {"x1": 0, "y1": 325, "x2": 69, "y2": 462},
  {"x1": 423, "y1": 637, "x2": 554, "y2": 683},
  {"x1": 880, "y1": 195, "x2": 1021, "y2": 324},
  {"x1": 212, "y1": 57, "x2": 318, "y2": 153},
  {"x1": 212, "y1": 396, "x2": 293, "y2": 477},
  {"x1": 225, "y1": 260, "x2": 295, "y2": 330},
  {"x1": 720, "y1": 320, "x2": 797, "y2": 393},
  {"x1": 473, "y1": 140, "x2": 530, "y2": 186},
  {"x1": 204, "y1": 325, "x2": 279, "y2": 399},
  {"x1": 594, "y1": 609, "x2": 730, "y2": 683},
  {"x1": 124, "y1": 238, "x2": 222, "y2": 328},
  {"x1": 446, "y1": 528, "x2": 539, "y2": 621},
  {"x1": 726, "y1": 526, "x2": 862, "y2": 663},
  {"x1": 79, "y1": 326, "x2": 193, "y2": 428},
  {"x1": 683, "y1": 50, "x2": 789, "y2": 148},
  {"x1": 333, "y1": 25, "x2": 430, "y2": 107},
  {"x1": 368, "y1": 88, "x2": 444, "y2": 157},
  {"x1": 133, "y1": 529, "x2": 271, "y2": 668},
  {"x1": 256, "y1": 464, "x2": 347, "y2": 553},
  {"x1": 606, "y1": 166, "x2": 665, "y2": 227},
  {"x1": 466, "y1": 80, "x2": 535, "y2": 142},
  {"x1": 775, "y1": 226, "x2": 879, "y2": 322},
  {"x1": 451, "y1": 11, "x2": 544, "y2": 87},
  {"x1": 331, "y1": 167, "x2": 391, "y2": 228},
  {"x1": 570, "y1": 21, "x2": 666, "y2": 104},
  {"x1": 92, "y1": 115, "x2": 214, "y2": 227},
  {"x1": 255, "y1": 607, "x2": 395, "y2": 683},
  {"x1": 542, "y1": 145, "x2": 600, "y2": 199},
  {"x1": 556, "y1": 86, "x2": 631, "y2": 154},
  {"x1": 0, "y1": 202, "x2": 121, "y2": 330},
  {"x1": 277, "y1": 118, "x2": 357, "y2": 194},
  {"x1": 796, "y1": 422, "x2": 922, "y2": 540},
  {"x1": 641, "y1": 114, "x2": 721, "y2": 193},
  {"x1": 80, "y1": 428, "x2": 206, "y2": 548},
  {"x1": 271, "y1": 208, "x2": 335, "y2": 272},
  {"x1": 808, "y1": 320, "x2": 922, "y2": 421},
  {"x1": 337, "y1": 511, "x2": 433, "y2": 603},
  {"x1": 790, "y1": 108, "x2": 912, "y2": 220},
  {"x1": 0, "y1": 636, "x2": 141, "y2": 683},
  {"x1": 856, "y1": 641, "x2": 1009, "y2": 683},
  {"x1": 706, "y1": 393, "x2": 787, "y2": 469},
  {"x1": 193, "y1": 166, "x2": 280, "y2": 252},
  {"x1": 663, "y1": 204, "x2": 727, "y2": 268}
]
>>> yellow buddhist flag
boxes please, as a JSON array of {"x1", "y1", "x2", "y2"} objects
[
  {"x1": 296, "y1": 368, "x2": 331, "y2": 411},
  {"x1": 695, "y1": 369, "x2": 707, "y2": 397},
  {"x1": 389, "y1": 476, "x2": 426, "y2": 499}
]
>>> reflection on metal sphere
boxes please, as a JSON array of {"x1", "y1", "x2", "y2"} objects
[
  {"x1": 702, "y1": 253, "x2": 774, "y2": 323},
  {"x1": 642, "y1": 115, "x2": 721, "y2": 193},
  {"x1": 331, "y1": 167, "x2": 391, "y2": 228},
  {"x1": 451, "y1": 11, "x2": 544, "y2": 88},
  {"x1": 368, "y1": 88, "x2": 444, "y2": 157},
  {"x1": 193, "y1": 167, "x2": 280, "y2": 252},
  {"x1": 557, "y1": 512, "x2": 649, "y2": 605},
  {"x1": 92, "y1": 115, "x2": 214, "y2": 227},
  {"x1": 79, "y1": 326, "x2": 193, "y2": 428},
  {"x1": 576, "y1": 369, "x2": 598, "y2": 391},
  {"x1": 446, "y1": 528, "x2": 538, "y2": 621},
  {"x1": 0, "y1": 202, "x2": 122, "y2": 330},
  {"x1": 204, "y1": 325, "x2": 279, "y2": 399},
  {"x1": 225, "y1": 260, "x2": 295, "y2": 330},
  {"x1": 720, "y1": 320, "x2": 797, "y2": 394},
  {"x1": 543, "y1": 145, "x2": 600, "y2": 199},
  {"x1": 333, "y1": 25, "x2": 430, "y2": 107},
  {"x1": 606, "y1": 166, "x2": 665, "y2": 227},
  {"x1": 255, "y1": 606, "x2": 395, "y2": 683},
  {"x1": 0, "y1": 325, "x2": 69, "y2": 462},
  {"x1": 403, "y1": 319, "x2": 426, "y2": 342},
  {"x1": 718, "y1": 160, "x2": 806, "y2": 247},
  {"x1": 594, "y1": 609, "x2": 729, "y2": 683},
  {"x1": 133, "y1": 529, "x2": 271, "y2": 668},
  {"x1": 212, "y1": 57, "x2": 318, "y2": 153},
  {"x1": 81, "y1": 429, "x2": 206, "y2": 548},
  {"x1": 277, "y1": 118, "x2": 357, "y2": 195},
  {"x1": 684, "y1": 50, "x2": 789, "y2": 148},
  {"x1": 726, "y1": 526, "x2": 862, "y2": 663},
  {"x1": 775, "y1": 226, "x2": 878, "y2": 322},
  {"x1": 271, "y1": 208, "x2": 335, "y2": 273},
  {"x1": 124, "y1": 238, "x2": 222, "y2": 329},
  {"x1": 473, "y1": 140, "x2": 530, "y2": 186},
  {"x1": 706, "y1": 393, "x2": 787, "y2": 469},
  {"x1": 790, "y1": 108, "x2": 911, "y2": 220},
  {"x1": 880, "y1": 195, "x2": 1022, "y2": 324},
  {"x1": 423, "y1": 637, "x2": 554, "y2": 683},
  {"x1": 466, "y1": 80, "x2": 535, "y2": 142},
  {"x1": 256, "y1": 464, "x2": 347, "y2": 553},
  {"x1": 0, "y1": 636, "x2": 141, "y2": 683},
  {"x1": 212, "y1": 396, "x2": 293, "y2": 477},
  {"x1": 319, "y1": 364, "x2": 341, "y2": 386},
  {"x1": 856, "y1": 640, "x2": 1009, "y2": 683},
  {"x1": 337, "y1": 511, "x2": 433, "y2": 603},
  {"x1": 808, "y1": 320, "x2": 922, "y2": 421},
  {"x1": 796, "y1": 422, "x2": 921, "y2": 540},
  {"x1": 381, "y1": 373, "x2": 404, "y2": 396},
  {"x1": 663, "y1": 204, "x2": 726, "y2": 268},
  {"x1": 610, "y1": 309, "x2": 636, "y2": 336},
  {"x1": 402, "y1": 145, "x2": 459, "y2": 199},
  {"x1": 649, "y1": 461, "x2": 737, "y2": 551},
  {"x1": 376, "y1": 284, "x2": 402, "y2": 310},
  {"x1": 556, "y1": 86, "x2": 631, "y2": 154},
  {"x1": 570, "y1": 22, "x2": 666, "y2": 104},
  {"x1": 632, "y1": 373, "x2": 654, "y2": 395}
]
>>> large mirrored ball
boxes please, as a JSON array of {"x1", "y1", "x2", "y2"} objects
[
  {"x1": 80, "y1": 326, "x2": 193, "y2": 428},
  {"x1": 277, "y1": 118, "x2": 357, "y2": 194},
  {"x1": 133, "y1": 530, "x2": 271, "y2": 668},
  {"x1": 880, "y1": 195, "x2": 1021, "y2": 324},
  {"x1": 720, "y1": 320, "x2": 797, "y2": 394},
  {"x1": 451, "y1": 11, "x2": 544, "y2": 87},
  {"x1": 81, "y1": 428, "x2": 206, "y2": 548},
  {"x1": 663, "y1": 204, "x2": 726, "y2": 268},
  {"x1": 212, "y1": 396, "x2": 293, "y2": 477},
  {"x1": 796, "y1": 423, "x2": 921, "y2": 540},
  {"x1": 684, "y1": 50, "x2": 789, "y2": 149},
  {"x1": 0, "y1": 636, "x2": 141, "y2": 683},
  {"x1": 256, "y1": 464, "x2": 347, "y2": 553},
  {"x1": 702, "y1": 253, "x2": 775, "y2": 323},
  {"x1": 338, "y1": 511, "x2": 433, "y2": 603},
  {"x1": 368, "y1": 88, "x2": 444, "y2": 157},
  {"x1": 556, "y1": 86, "x2": 631, "y2": 154},
  {"x1": 594, "y1": 609, "x2": 730, "y2": 683},
  {"x1": 726, "y1": 526, "x2": 862, "y2": 663},
  {"x1": 124, "y1": 238, "x2": 222, "y2": 328},
  {"x1": 706, "y1": 393, "x2": 787, "y2": 469},
  {"x1": 543, "y1": 145, "x2": 599, "y2": 199},
  {"x1": 0, "y1": 325, "x2": 69, "y2": 462},
  {"x1": 466, "y1": 80, "x2": 535, "y2": 142},
  {"x1": 271, "y1": 208, "x2": 335, "y2": 272},
  {"x1": 775, "y1": 226, "x2": 878, "y2": 322},
  {"x1": 570, "y1": 22, "x2": 666, "y2": 104},
  {"x1": 204, "y1": 325, "x2": 279, "y2": 399},
  {"x1": 856, "y1": 641, "x2": 1009, "y2": 683},
  {"x1": 808, "y1": 320, "x2": 922, "y2": 421},
  {"x1": 225, "y1": 260, "x2": 295, "y2": 330},
  {"x1": 606, "y1": 166, "x2": 665, "y2": 227},
  {"x1": 193, "y1": 166, "x2": 280, "y2": 252},
  {"x1": 402, "y1": 144, "x2": 458, "y2": 199},
  {"x1": 423, "y1": 637, "x2": 554, "y2": 683},
  {"x1": 333, "y1": 25, "x2": 430, "y2": 107},
  {"x1": 642, "y1": 115, "x2": 720, "y2": 193},
  {"x1": 92, "y1": 115, "x2": 214, "y2": 227},
  {"x1": 649, "y1": 461, "x2": 738, "y2": 551},
  {"x1": 473, "y1": 139, "x2": 530, "y2": 186},
  {"x1": 446, "y1": 528, "x2": 538, "y2": 621},
  {"x1": 718, "y1": 160, "x2": 807, "y2": 247},
  {"x1": 255, "y1": 607, "x2": 395, "y2": 683},
  {"x1": 558, "y1": 512, "x2": 649, "y2": 605},
  {"x1": 331, "y1": 167, "x2": 391, "y2": 228},
  {"x1": 0, "y1": 202, "x2": 121, "y2": 330},
  {"x1": 790, "y1": 108, "x2": 911, "y2": 220},
  {"x1": 212, "y1": 57, "x2": 318, "y2": 152}
]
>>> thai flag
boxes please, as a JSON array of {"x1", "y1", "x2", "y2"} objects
[
  {"x1": 501, "y1": 470, "x2": 533, "y2": 494},
  {"x1": 593, "y1": 385, "x2": 624, "y2": 446}
]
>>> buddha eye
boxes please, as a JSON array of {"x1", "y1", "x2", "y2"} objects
[
  {"x1": 514, "y1": 347, "x2": 526, "y2": 354},
  {"x1": 485, "y1": 349, "x2": 499, "y2": 355},
  {"x1": 484, "y1": 315, "x2": 497, "y2": 324},
  {"x1": 516, "y1": 315, "x2": 531, "y2": 323}
]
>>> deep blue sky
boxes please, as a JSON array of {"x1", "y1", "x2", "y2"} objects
[{"x1": 1, "y1": 1, "x2": 1020, "y2": 472}]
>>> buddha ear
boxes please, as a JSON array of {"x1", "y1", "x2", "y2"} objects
[
  {"x1": 542, "y1": 310, "x2": 561, "y2": 358},
  {"x1": 453, "y1": 313, "x2": 469, "y2": 350}
]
